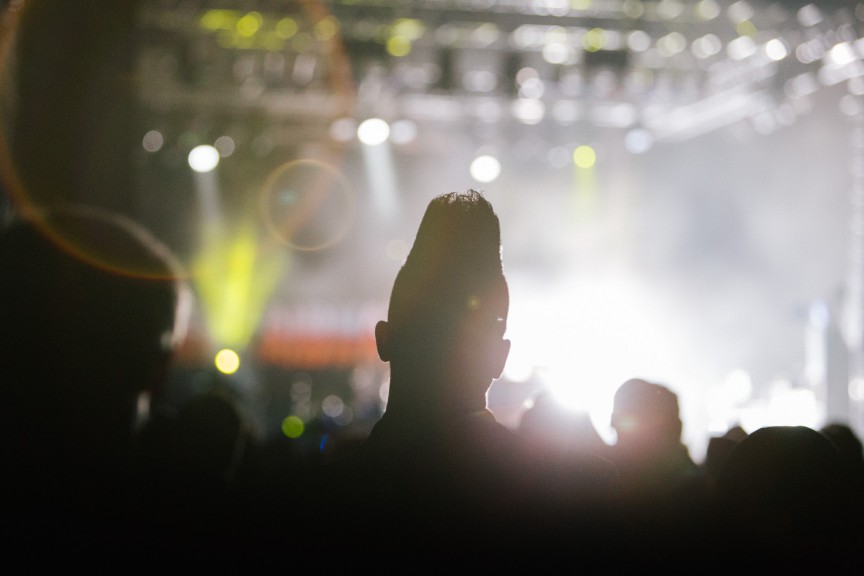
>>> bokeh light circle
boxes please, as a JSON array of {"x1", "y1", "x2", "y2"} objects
[
  {"x1": 281, "y1": 415, "x2": 305, "y2": 438},
  {"x1": 214, "y1": 348, "x2": 241, "y2": 374},
  {"x1": 259, "y1": 159, "x2": 356, "y2": 251}
]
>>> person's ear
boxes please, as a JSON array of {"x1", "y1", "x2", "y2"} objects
[
  {"x1": 490, "y1": 337, "x2": 511, "y2": 379},
  {"x1": 375, "y1": 320, "x2": 391, "y2": 362}
]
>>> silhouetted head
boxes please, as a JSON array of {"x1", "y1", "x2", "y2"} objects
[
  {"x1": 819, "y1": 422, "x2": 864, "y2": 485},
  {"x1": 375, "y1": 190, "x2": 510, "y2": 412},
  {"x1": 714, "y1": 425, "x2": 849, "y2": 549},
  {"x1": 611, "y1": 378, "x2": 682, "y2": 451}
]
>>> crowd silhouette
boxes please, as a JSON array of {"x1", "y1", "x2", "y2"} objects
[{"x1": 2, "y1": 191, "x2": 863, "y2": 569}]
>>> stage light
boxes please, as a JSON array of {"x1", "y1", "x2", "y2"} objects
[
  {"x1": 470, "y1": 154, "x2": 501, "y2": 183},
  {"x1": 357, "y1": 118, "x2": 390, "y2": 145},
  {"x1": 764, "y1": 38, "x2": 788, "y2": 61},
  {"x1": 188, "y1": 144, "x2": 220, "y2": 173},
  {"x1": 215, "y1": 348, "x2": 240, "y2": 374}
]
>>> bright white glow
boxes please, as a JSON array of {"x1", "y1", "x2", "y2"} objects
[
  {"x1": 214, "y1": 348, "x2": 240, "y2": 375},
  {"x1": 361, "y1": 128, "x2": 398, "y2": 218},
  {"x1": 542, "y1": 42, "x2": 570, "y2": 65},
  {"x1": 357, "y1": 118, "x2": 390, "y2": 146},
  {"x1": 727, "y1": 36, "x2": 756, "y2": 60},
  {"x1": 725, "y1": 369, "x2": 753, "y2": 404},
  {"x1": 511, "y1": 98, "x2": 545, "y2": 124},
  {"x1": 470, "y1": 154, "x2": 502, "y2": 183},
  {"x1": 850, "y1": 377, "x2": 864, "y2": 401},
  {"x1": 142, "y1": 130, "x2": 164, "y2": 153},
  {"x1": 830, "y1": 42, "x2": 856, "y2": 67},
  {"x1": 738, "y1": 377, "x2": 820, "y2": 431},
  {"x1": 764, "y1": 38, "x2": 788, "y2": 61},
  {"x1": 766, "y1": 387, "x2": 820, "y2": 428},
  {"x1": 503, "y1": 269, "x2": 688, "y2": 445},
  {"x1": 188, "y1": 145, "x2": 220, "y2": 173}
]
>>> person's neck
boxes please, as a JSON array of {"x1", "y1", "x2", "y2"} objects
[{"x1": 383, "y1": 372, "x2": 488, "y2": 422}]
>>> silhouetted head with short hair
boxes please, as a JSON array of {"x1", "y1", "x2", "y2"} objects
[
  {"x1": 611, "y1": 378, "x2": 683, "y2": 453},
  {"x1": 713, "y1": 425, "x2": 856, "y2": 565},
  {"x1": 375, "y1": 189, "x2": 510, "y2": 416}
]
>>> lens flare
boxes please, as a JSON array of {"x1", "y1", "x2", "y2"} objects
[{"x1": 259, "y1": 159, "x2": 355, "y2": 251}]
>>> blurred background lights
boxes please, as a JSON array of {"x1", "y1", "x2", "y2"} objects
[
  {"x1": 764, "y1": 38, "x2": 788, "y2": 61},
  {"x1": 692, "y1": 34, "x2": 723, "y2": 59},
  {"x1": 281, "y1": 415, "x2": 304, "y2": 438},
  {"x1": 389, "y1": 119, "x2": 418, "y2": 145},
  {"x1": 470, "y1": 154, "x2": 502, "y2": 183},
  {"x1": 727, "y1": 35, "x2": 756, "y2": 60},
  {"x1": 142, "y1": 129, "x2": 164, "y2": 153},
  {"x1": 724, "y1": 369, "x2": 754, "y2": 405},
  {"x1": 625, "y1": 128, "x2": 654, "y2": 154},
  {"x1": 19, "y1": 0, "x2": 864, "y2": 459},
  {"x1": 626, "y1": 30, "x2": 651, "y2": 52},
  {"x1": 797, "y1": 4, "x2": 823, "y2": 28},
  {"x1": 188, "y1": 144, "x2": 220, "y2": 173},
  {"x1": 830, "y1": 43, "x2": 856, "y2": 67},
  {"x1": 511, "y1": 98, "x2": 545, "y2": 124},
  {"x1": 851, "y1": 378, "x2": 864, "y2": 402},
  {"x1": 322, "y1": 394, "x2": 345, "y2": 418},
  {"x1": 214, "y1": 135, "x2": 236, "y2": 157},
  {"x1": 214, "y1": 348, "x2": 241, "y2": 375},
  {"x1": 357, "y1": 118, "x2": 390, "y2": 145},
  {"x1": 329, "y1": 117, "x2": 357, "y2": 143},
  {"x1": 696, "y1": 0, "x2": 722, "y2": 20},
  {"x1": 573, "y1": 145, "x2": 596, "y2": 168}
]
